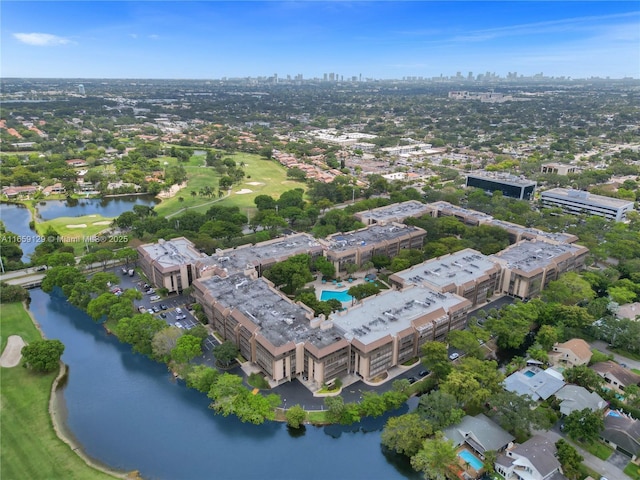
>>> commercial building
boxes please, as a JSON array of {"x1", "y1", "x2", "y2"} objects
[
  {"x1": 540, "y1": 188, "x2": 635, "y2": 221},
  {"x1": 321, "y1": 223, "x2": 426, "y2": 272},
  {"x1": 466, "y1": 172, "x2": 537, "y2": 200},
  {"x1": 354, "y1": 200, "x2": 433, "y2": 226},
  {"x1": 388, "y1": 249, "x2": 501, "y2": 306},
  {"x1": 426, "y1": 201, "x2": 494, "y2": 226},
  {"x1": 540, "y1": 162, "x2": 580, "y2": 175},
  {"x1": 490, "y1": 240, "x2": 588, "y2": 300},
  {"x1": 137, "y1": 237, "x2": 206, "y2": 293}
]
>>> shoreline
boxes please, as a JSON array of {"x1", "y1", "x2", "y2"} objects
[{"x1": 24, "y1": 301, "x2": 139, "y2": 480}]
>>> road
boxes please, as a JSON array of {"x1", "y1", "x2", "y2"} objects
[
  {"x1": 590, "y1": 340, "x2": 640, "y2": 371},
  {"x1": 535, "y1": 427, "x2": 630, "y2": 480}
]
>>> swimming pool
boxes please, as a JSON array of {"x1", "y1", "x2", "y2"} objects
[
  {"x1": 524, "y1": 370, "x2": 536, "y2": 378},
  {"x1": 458, "y1": 449, "x2": 484, "y2": 470},
  {"x1": 320, "y1": 290, "x2": 353, "y2": 303}
]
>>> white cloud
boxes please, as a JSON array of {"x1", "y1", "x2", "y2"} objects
[{"x1": 13, "y1": 33, "x2": 72, "y2": 46}]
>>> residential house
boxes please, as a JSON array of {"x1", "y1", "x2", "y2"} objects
[
  {"x1": 549, "y1": 339, "x2": 592, "y2": 368},
  {"x1": 554, "y1": 385, "x2": 606, "y2": 416},
  {"x1": 600, "y1": 412, "x2": 640, "y2": 461},
  {"x1": 42, "y1": 183, "x2": 65, "y2": 196},
  {"x1": 443, "y1": 413, "x2": 515, "y2": 458},
  {"x1": 503, "y1": 366, "x2": 566, "y2": 401},
  {"x1": 496, "y1": 435, "x2": 566, "y2": 480},
  {"x1": 591, "y1": 361, "x2": 640, "y2": 393},
  {"x1": 1, "y1": 185, "x2": 39, "y2": 198}
]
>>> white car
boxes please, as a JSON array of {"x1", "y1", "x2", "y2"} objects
[
  {"x1": 149, "y1": 295, "x2": 161, "y2": 301},
  {"x1": 449, "y1": 352, "x2": 460, "y2": 361}
]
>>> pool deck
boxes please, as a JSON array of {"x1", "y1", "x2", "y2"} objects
[{"x1": 312, "y1": 271, "x2": 373, "y2": 303}]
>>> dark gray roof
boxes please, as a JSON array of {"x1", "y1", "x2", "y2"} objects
[
  {"x1": 443, "y1": 414, "x2": 514, "y2": 454},
  {"x1": 510, "y1": 435, "x2": 562, "y2": 478},
  {"x1": 555, "y1": 385, "x2": 606, "y2": 416},
  {"x1": 601, "y1": 415, "x2": 640, "y2": 456}
]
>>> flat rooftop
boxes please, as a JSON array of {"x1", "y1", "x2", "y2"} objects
[
  {"x1": 467, "y1": 171, "x2": 537, "y2": 187},
  {"x1": 331, "y1": 286, "x2": 466, "y2": 345},
  {"x1": 541, "y1": 188, "x2": 635, "y2": 208},
  {"x1": 139, "y1": 237, "x2": 205, "y2": 267},
  {"x1": 491, "y1": 240, "x2": 584, "y2": 273},
  {"x1": 356, "y1": 200, "x2": 432, "y2": 224},
  {"x1": 324, "y1": 224, "x2": 424, "y2": 252},
  {"x1": 428, "y1": 201, "x2": 494, "y2": 223},
  {"x1": 488, "y1": 219, "x2": 577, "y2": 244},
  {"x1": 393, "y1": 249, "x2": 497, "y2": 289},
  {"x1": 197, "y1": 274, "x2": 340, "y2": 349},
  {"x1": 199, "y1": 233, "x2": 321, "y2": 275}
]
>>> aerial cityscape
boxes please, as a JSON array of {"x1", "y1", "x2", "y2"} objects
[{"x1": 1, "y1": 2, "x2": 639, "y2": 480}]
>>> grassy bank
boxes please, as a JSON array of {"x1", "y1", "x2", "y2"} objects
[
  {"x1": 0, "y1": 302, "x2": 117, "y2": 480},
  {"x1": 36, "y1": 215, "x2": 115, "y2": 254}
]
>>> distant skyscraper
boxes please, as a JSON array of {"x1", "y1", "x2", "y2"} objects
[{"x1": 78, "y1": 84, "x2": 85, "y2": 95}]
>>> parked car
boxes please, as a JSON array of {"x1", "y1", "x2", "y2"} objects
[
  {"x1": 408, "y1": 376, "x2": 418, "y2": 383},
  {"x1": 146, "y1": 289, "x2": 156, "y2": 295},
  {"x1": 159, "y1": 313, "x2": 167, "y2": 319},
  {"x1": 160, "y1": 304, "x2": 168, "y2": 310},
  {"x1": 147, "y1": 309, "x2": 154, "y2": 315},
  {"x1": 149, "y1": 295, "x2": 161, "y2": 301},
  {"x1": 449, "y1": 353, "x2": 459, "y2": 361},
  {"x1": 419, "y1": 370, "x2": 430, "y2": 377},
  {"x1": 152, "y1": 306, "x2": 160, "y2": 313},
  {"x1": 176, "y1": 314, "x2": 186, "y2": 320},
  {"x1": 175, "y1": 307, "x2": 182, "y2": 314}
]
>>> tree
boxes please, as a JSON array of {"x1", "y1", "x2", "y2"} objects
[
  {"x1": 213, "y1": 340, "x2": 239, "y2": 367},
  {"x1": 285, "y1": 405, "x2": 307, "y2": 429},
  {"x1": 485, "y1": 390, "x2": 547, "y2": 438},
  {"x1": 186, "y1": 365, "x2": 219, "y2": 393},
  {"x1": 313, "y1": 256, "x2": 336, "y2": 279},
  {"x1": 410, "y1": 432, "x2": 458, "y2": 480},
  {"x1": 555, "y1": 439, "x2": 583, "y2": 480},
  {"x1": 563, "y1": 365, "x2": 603, "y2": 391},
  {"x1": 563, "y1": 408, "x2": 604, "y2": 443},
  {"x1": 542, "y1": 272, "x2": 595, "y2": 306},
  {"x1": 347, "y1": 282, "x2": 380, "y2": 303},
  {"x1": 113, "y1": 314, "x2": 166, "y2": 357},
  {"x1": 447, "y1": 330, "x2": 483, "y2": 359},
  {"x1": 417, "y1": 391, "x2": 464, "y2": 430},
  {"x1": 420, "y1": 341, "x2": 451, "y2": 381},
  {"x1": 371, "y1": 254, "x2": 391, "y2": 272},
  {"x1": 171, "y1": 334, "x2": 202, "y2": 364},
  {"x1": 535, "y1": 324, "x2": 560, "y2": 351},
  {"x1": 152, "y1": 327, "x2": 183, "y2": 362},
  {"x1": 381, "y1": 413, "x2": 433, "y2": 457},
  {"x1": 21, "y1": 339, "x2": 65, "y2": 373}
]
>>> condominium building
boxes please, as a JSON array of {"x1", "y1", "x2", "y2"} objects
[
  {"x1": 354, "y1": 200, "x2": 433, "y2": 226},
  {"x1": 466, "y1": 172, "x2": 537, "y2": 200},
  {"x1": 196, "y1": 233, "x2": 323, "y2": 279},
  {"x1": 388, "y1": 249, "x2": 501, "y2": 306},
  {"x1": 490, "y1": 240, "x2": 589, "y2": 300},
  {"x1": 540, "y1": 162, "x2": 580, "y2": 176},
  {"x1": 193, "y1": 274, "x2": 470, "y2": 385},
  {"x1": 426, "y1": 201, "x2": 494, "y2": 226},
  {"x1": 330, "y1": 286, "x2": 471, "y2": 381},
  {"x1": 321, "y1": 223, "x2": 426, "y2": 272},
  {"x1": 540, "y1": 188, "x2": 635, "y2": 221},
  {"x1": 137, "y1": 237, "x2": 206, "y2": 293}
]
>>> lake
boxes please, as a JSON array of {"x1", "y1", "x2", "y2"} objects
[{"x1": 30, "y1": 289, "x2": 418, "y2": 480}]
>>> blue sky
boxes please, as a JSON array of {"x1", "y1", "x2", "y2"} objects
[{"x1": 2, "y1": 1, "x2": 639, "y2": 79}]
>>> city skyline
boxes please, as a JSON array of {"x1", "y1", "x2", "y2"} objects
[{"x1": 2, "y1": 1, "x2": 639, "y2": 80}]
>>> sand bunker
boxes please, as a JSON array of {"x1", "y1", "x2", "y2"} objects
[
  {"x1": 66, "y1": 224, "x2": 87, "y2": 228},
  {"x1": 92, "y1": 221, "x2": 111, "y2": 226},
  {"x1": 235, "y1": 189, "x2": 253, "y2": 195},
  {"x1": 246, "y1": 182, "x2": 264, "y2": 186},
  {"x1": 0, "y1": 335, "x2": 26, "y2": 368}
]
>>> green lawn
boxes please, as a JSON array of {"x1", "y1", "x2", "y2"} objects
[
  {"x1": 306, "y1": 410, "x2": 329, "y2": 424},
  {"x1": 624, "y1": 462, "x2": 640, "y2": 480},
  {"x1": 573, "y1": 439, "x2": 613, "y2": 460},
  {"x1": 36, "y1": 214, "x2": 115, "y2": 254},
  {"x1": 0, "y1": 302, "x2": 118, "y2": 480},
  {"x1": 153, "y1": 152, "x2": 304, "y2": 218}
]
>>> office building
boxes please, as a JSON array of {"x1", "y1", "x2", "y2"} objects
[
  {"x1": 466, "y1": 172, "x2": 537, "y2": 200},
  {"x1": 354, "y1": 200, "x2": 433, "y2": 226},
  {"x1": 540, "y1": 188, "x2": 635, "y2": 222}
]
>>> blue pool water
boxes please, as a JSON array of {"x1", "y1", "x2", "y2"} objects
[
  {"x1": 524, "y1": 370, "x2": 536, "y2": 378},
  {"x1": 608, "y1": 410, "x2": 622, "y2": 417},
  {"x1": 321, "y1": 290, "x2": 353, "y2": 303},
  {"x1": 458, "y1": 449, "x2": 484, "y2": 470}
]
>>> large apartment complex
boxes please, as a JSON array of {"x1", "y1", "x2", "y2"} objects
[
  {"x1": 139, "y1": 200, "x2": 590, "y2": 386},
  {"x1": 540, "y1": 188, "x2": 635, "y2": 221}
]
